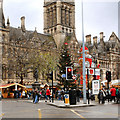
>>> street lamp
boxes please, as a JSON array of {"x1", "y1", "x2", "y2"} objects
[{"x1": 81, "y1": 0, "x2": 87, "y2": 104}]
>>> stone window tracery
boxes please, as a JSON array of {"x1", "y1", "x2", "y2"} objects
[{"x1": 2, "y1": 34, "x2": 5, "y2": 41}]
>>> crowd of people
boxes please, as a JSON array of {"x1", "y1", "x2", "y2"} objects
[
  {"x1": 98, "y1": 86, "x2": 120, "y2": 104},
  {"x1": 6, "y1": 85, "x2": 120, "y2": 105},
  {"x1": 32, "y1": 87, "x2": 51, "y2": 104}
]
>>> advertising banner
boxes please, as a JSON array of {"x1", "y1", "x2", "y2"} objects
[{"x1": 92, "y1": 80, "x2": 100, "y2": 95}]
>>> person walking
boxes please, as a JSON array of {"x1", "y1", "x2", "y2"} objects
[
  {"x1": 58, "y1": 89, "x2": 61, "y2": 100},
  {"x1": 45, "y1": 87, "x2": 51, "y2": 102},
  {"x1": 116, "y1": 87, "x2": 120, "y2": 104},
  {"x1": 98, "y1": 88, "x2": 103, "y2": 104},
  {"x1": 33, "y1": 90, "x2": 35, "y2": 103},
  {"x1": 22, "y1": 90, "x2": 25, "y2": 98},
  {"x1": 38, "y1": 90, "x2": 42, "y2": 100},
  {"x1": 102, "y1": 88, "x2": 106, "y2": 103},
  {"x1": 110, "y1": 86, "x2": 116, "y2": 102},
  {"x1": 105, "y1": 88, "x2": 110, "y2": 102},
  {"x1": 116, "y1": 87, "x2": 119, "y2": 103},
  {"x1": 98, "y1": 88, "x2": 106, "y2": 104},
  {"x1": 34, "y1": 90, "x2": 39, "y2": 104}
]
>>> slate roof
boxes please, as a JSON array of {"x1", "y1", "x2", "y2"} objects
[
  {"x1": 87, "y1": 32, "x2": 120, "y2": 55},
  {"x1": 9, "y1": 27, "x2": 57, "y2": 49}
]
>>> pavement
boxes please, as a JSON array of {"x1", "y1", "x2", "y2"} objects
[
  {"x1": 2, "y1": 98, "x2": 117, "y2": 108},
  {"x1": 47, "y1": 99, "x2": 97, "y2": 108},
  {"x1": 19, "y1": 99, "x2": 97, "y2": 108}
]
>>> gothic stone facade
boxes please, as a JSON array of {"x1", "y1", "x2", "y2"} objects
[
  {"x1": 0, "y1": 0, "x2": 79, "y2": 85},
  {"x1": 85, "y1": 32, "x2": 120, "y2": 81},
  {"x1": 0, "y1": 0, "x2": 120, "y2": 85}
]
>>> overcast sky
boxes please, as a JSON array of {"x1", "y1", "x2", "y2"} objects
[{"x1": 3, "y1": 0, "x2": 119, "y2": 42}]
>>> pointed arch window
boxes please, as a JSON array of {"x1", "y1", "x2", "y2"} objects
[{"x1": 2, "y1": 34, "x2": 5, "y2": 42}]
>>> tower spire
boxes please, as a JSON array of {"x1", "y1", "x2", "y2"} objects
[
  {"x1": 0, "y1": 0, "x2": 5, "y2": 28},
  {"x1": 7, "y1": 17, "x2": 10, "y2": 27}
]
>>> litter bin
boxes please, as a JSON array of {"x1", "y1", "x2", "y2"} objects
[{"x1": 69, "y1": 89, "x2": 76, "y2": 105}]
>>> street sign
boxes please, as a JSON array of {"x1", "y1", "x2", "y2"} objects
[
  {"x1": 85, "y1": 69, "x2": 100, "y2": 76},
  {"x1": 72, "y1": 75, "x2": 76, "y2": 80},
  {"x1": 95, "y1": 69, "x2": 100, "y2": 75},
  {"x1": 62, "y1": 74, "x2": 66, "y2": 78},
  {"x1": 86, "y1": 68, "x2": 94, "y2": 75},
  {"x1": 89, "y1": 69, "x2": 94, "y2": 75}
]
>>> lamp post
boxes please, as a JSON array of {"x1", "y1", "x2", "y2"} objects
[{"x1": 81, "y1": 0, "x2": 87, "y2": 104}]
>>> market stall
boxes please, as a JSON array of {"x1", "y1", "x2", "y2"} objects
[
  {"x1": 110, "y1": 79, "x2": 120, "y2": 88},
  {"x1": 0, "y1": 83, "x2": 26, "y2": 98}
]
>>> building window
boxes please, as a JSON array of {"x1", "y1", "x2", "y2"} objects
[
  {"x1": 54, "y1": 27, "x2": 56, "y2": 33},
  {"x1": 2, "y1": 34, "x2": 5, "y2": 41},
  {"x1": 62, "y1": 27, "x2": 64, "y2": 33},
  {"x1": 8, "y1": 48, "x2": 12, "y2": 57}
]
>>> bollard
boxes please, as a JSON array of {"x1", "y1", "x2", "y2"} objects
[{"x1": 65, "y1": 94, "x2": 69, "y2": 105}]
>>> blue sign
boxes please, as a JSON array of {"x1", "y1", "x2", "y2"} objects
[
  {"x1": 65, "y1": 95, "x2": 68, "y2": 98},
  {"x1": 62, "y1": 74, "x2": 66, "y2": 78}
]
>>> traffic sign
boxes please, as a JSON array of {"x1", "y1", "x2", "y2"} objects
[
  {"x1": 62, "y1": 74, "x2": 66, "y2": 78},
  {"x1": 85, "y1": 68, "x2": 100, "y2": 75},
  {"x1": 72, "y1": 75, "x2": 76, "y2": 80}
]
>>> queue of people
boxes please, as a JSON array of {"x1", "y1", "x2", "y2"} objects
[{"x1": 98, "y1": 86, "x2": 120, "y2": 104}]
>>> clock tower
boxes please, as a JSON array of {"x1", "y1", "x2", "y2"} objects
[{"x1": 44, "y1": 0, "x2": 75, "y2": 48}]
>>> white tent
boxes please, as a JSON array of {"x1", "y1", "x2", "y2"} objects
[{"x1": 111, "y1": 80, "x2": 120, "y2": 85}]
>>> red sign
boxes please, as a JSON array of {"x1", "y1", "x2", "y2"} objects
[
  {"x1": 90, "y1": 69, "x2": 94, "y2": 74},
  {"x1": 96, "y1": 75, "x2": 100, "y2": 80}
]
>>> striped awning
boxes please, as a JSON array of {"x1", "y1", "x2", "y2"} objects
[{"x1": 0, "y1": 83, "x2": 26, "y2": 88}]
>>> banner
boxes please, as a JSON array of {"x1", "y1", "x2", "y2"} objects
[{"x1": 92, "y1": 80, "x2": 100, "y2": 95}]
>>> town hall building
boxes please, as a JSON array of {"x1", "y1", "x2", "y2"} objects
[{"x1": 0, "y1": 0, "x2": 120, "y2": 86}]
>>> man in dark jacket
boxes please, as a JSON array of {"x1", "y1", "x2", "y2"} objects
[
  {"x1": 98, "y1": 88, "x2": 106, "y2": 104},
  {"x1": 33, "y1": 91, "x2": 35, "y2": 103}
]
